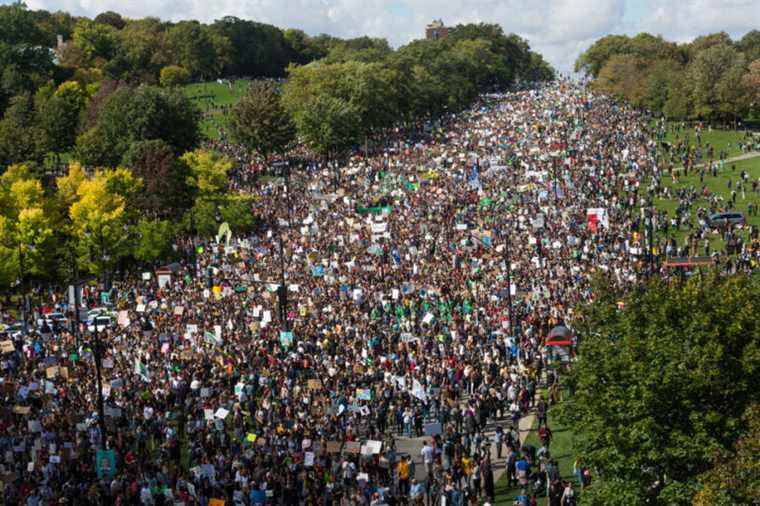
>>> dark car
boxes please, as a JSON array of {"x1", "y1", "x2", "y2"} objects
[{"x1": 708, "y1": 212, "x2": 744, "y2": 228}]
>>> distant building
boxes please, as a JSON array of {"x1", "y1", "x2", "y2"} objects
[{"x1": 425, "y1": 20, "x2": 448, "y2": 40}]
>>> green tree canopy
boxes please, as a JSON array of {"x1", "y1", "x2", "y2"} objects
[
  {"x1": 560, "y1": 273, "x2": 760, "y2": 505},
  {"x1": 75, "y1": 85, "x2": 200, "y2": 166},
  {"x1": 228, "y1": 80, "x2": 295, "y2": 159}
]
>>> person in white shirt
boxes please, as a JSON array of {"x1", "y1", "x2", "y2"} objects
[{"x1": 420, "y1": 440, "x2": 435, "y2": 477}]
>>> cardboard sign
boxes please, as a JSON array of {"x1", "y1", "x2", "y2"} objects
[
  {"x1": 117, "y1": 311, "x2": 130, "y2": 328},
  {"x1": 343, "y1": 441, "x2": 361, "y2": 454},
  {"x1": 307, "y1": 379, "x2": 322, "y2": 390},
  {"x1": 279, "y1": 331, "x2": 294, "y2": 348},
  {"x1": 364, "y1": 440, "x2": 382, "y2": 454},
  {"x1": 325, "y1": 441, "x2": 342, "y2": 453},
  {"x1": 0, "y1": 341, "x2": 14, "y2": 354},
  {"x1": 424, "y1": 422, "x2": 443, "y2": 436}
]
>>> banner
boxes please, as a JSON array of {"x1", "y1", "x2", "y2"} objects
[{"x1": 586, "y1": 208, "x2": 609, "y2": 232}]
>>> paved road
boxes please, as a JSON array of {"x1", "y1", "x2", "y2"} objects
[{"x1": 392, "y1": 407, "x2": 536, "y2": 483}]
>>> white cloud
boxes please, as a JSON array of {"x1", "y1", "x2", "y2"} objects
[{"x1": 22, "y1": 0, "x2": 760, "y2": 73}]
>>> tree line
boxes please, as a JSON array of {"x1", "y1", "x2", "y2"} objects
[
  {"x1": 231, "y1": 23, "x2": 555, "y2": 163},
  {"x1": 576, "y1": 31, "x2": 760, "y2": 121}
]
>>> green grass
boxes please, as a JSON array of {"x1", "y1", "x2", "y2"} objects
[
  {"x1": 183, "y1": 79, "x2": 251, "y2": 107},
  {"x1": 656, "y1": 124, "x2": 758, "y2": 159},
  {"x1": 494, "y1": 406, "x2": 579, "y2": 505},
  {"x1": 183, "y1": 79, "x2": 251, "y2": 139},
  {"x1": 652, "y1": 155, "x2": 760, "y2": 253}
]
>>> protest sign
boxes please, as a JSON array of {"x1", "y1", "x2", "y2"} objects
[
  {"x1": 96, "y1": 449, "x2": 116, "y2": 479},
  {"x1": 279, "y1": 331, "x2": 294, "y2": 348}
]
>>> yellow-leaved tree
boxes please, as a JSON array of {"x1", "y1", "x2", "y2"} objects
[
  {"x1": 0, "y1": 164, "x2": 55, "y2": 289},
  {"x1": 63, "y1": 166, "x2": 137, "y2": 280}
]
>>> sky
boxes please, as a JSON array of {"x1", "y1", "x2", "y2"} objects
[{"x1": 12, "y1": 0, "x2": 760, "y2": 73}]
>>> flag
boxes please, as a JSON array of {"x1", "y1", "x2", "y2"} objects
[
  {"x1": 205, "y1": 331, "x2": 222, "y2": 346},
  {"x1": 134, "y1": 358, "x2": 149, "y2": 381}
]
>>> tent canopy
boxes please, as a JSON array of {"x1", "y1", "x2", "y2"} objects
[{"x1": 546, "y1": 325, "x2": 573, "y2": 346}]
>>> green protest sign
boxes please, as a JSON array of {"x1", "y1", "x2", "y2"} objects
[{"x1": 96, "y1": 449, "x2": 116, "y2": 479}]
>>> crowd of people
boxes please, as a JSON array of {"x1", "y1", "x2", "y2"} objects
[{"x1": 1, "y1": 81, "x2": 758, "y2": 505}]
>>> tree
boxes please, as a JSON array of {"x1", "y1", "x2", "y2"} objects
[
  {"x1": 159, "y1": 65, "x2": 190, "y2": 87},
  {"x1": 211, "y1": 17, "x2": 292, "y2": 77},
  {"x1": 323, "y1": 37, "x2": 392, "y2": 64},
  {"x1": 737, "y1": 30, "x2": 760, "y2": 63},
  {"x1": 687, "y1": 32, "x2": 733, "y2": 58},
  {"x1": 182, "y1": 149, "x2": 231, "y2": 197},
  {"x1": 72, "y1": 18, "x2": 118, "y2": 63},
  {"x1": 39, "y1": 81, "x2": 87, "y2": 154},
  {"x1": 181, "y1": 149, "x2": 233, "y2": 236},
  {"x1": 122, "y1": 139, "x2": 191, "y2": 219},
  {"x1": 116, "y1": 17, "x2": 165, "y2": 81},
  {"x1": 94, "y1": 11, "x2": 126, "y2": 30},
  {"x1": 0, "y1": 164, "x2": 55, "y2": 288},
  {"x1": 693, "y1": 404, "x2": 760, "y2": 506},
  {"x1": 0, "y1": 3, "x2": 55, "y2": 114},
  {"x1": 0, "y1": 93, "x2": 46, "y2": 167},
  {"x1": 133, "y1": 218, "x2": 173, "y2": 265},
  {"x1": 559, "y1": 273, "x2": 760, "y2": 505},
  {"x1": 228, "y1": 81, "x2": 295, "y2": 160},
  {"x1": 283, "y1": 60, "x2": 402, "y2": 138},
  {"x1": 165, "y1": 21, "x2": 230, "y2": 79},
  {"x1": 575, "y1": 34, "x2": 632, "y2": 77},
  {"x1": 741, "y1": 59, "x2": 760, "y2": 116},
  {"x1": 66, "y1": 169, "x2": 131, "y2": 278},
  {"x1": 75, "y1": 85, "x2": 200, "y2": 166},
  {"x1": 594, "y1": 54, "x2": 651, "y2": 107},
  {"x1": 689, "y1": 44, "x2": 747, "y2": 120},
  {"x1": 293, "y1": 94, "x2": 361, "y2": 161}
]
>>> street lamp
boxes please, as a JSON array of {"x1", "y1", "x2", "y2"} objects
[
  {"x1": 88, "y1": 322, "x2": 108, "y2": 450},
  {"x1": 549, "y1": 150, "x2": 562, "y2": 202},
  {"x1": 497, "y1": 227, "x2": 516, "y2": 338}
]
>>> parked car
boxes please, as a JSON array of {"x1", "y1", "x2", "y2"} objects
[
  {"x1": 0, "y1": 322, "x2": 24, "y2": 339},
  {"x1": 36, "y1": 312, "x2": 68, "y2": 330},
  {"x1": 708, "y1": 212, "x2": 744, "y2": 228},
  {"x1": 87, "y1": 315, "x2": 114, "y2": 333}
]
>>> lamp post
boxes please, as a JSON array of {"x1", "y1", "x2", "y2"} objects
[
  {"x1": 91, "y1": 324, "x2": 107, "y2": 450},
  {"x1": 498, "y1": 227, "x2": 515, "y2": 338},
  {"x1": 550, "y1": 150, "x2": 562, "y2": 202},
  {"x1": 69, "y1": 247, "x2": 81, "y2": 350}
]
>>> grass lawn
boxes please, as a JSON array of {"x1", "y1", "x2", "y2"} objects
[
  {"x1": 183, "y1": 79, "x2": 251, "y2": 139},
  {"x1": 652, "y1": 154, "x2": 760, "y2": 253},
  {"x1": 494, "y1": 406, "x2": 579, "y2": 505},
  {"x1": 656, "y1": 123, "x2": 758, "y2": 159},
  {"x1": 183, "y1": 79, "x2": 251, "y2": 107}
]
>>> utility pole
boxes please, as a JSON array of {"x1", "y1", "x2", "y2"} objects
[
  {"x1": 501, "y1": 228, "x2": 515, "y2": 338},
  {"x1": 18, "y1": 244, "x2": 28, "y2": 336},
  {"x1": 70, "y1": 248, "x2": 81, "y2": 350},
  {"x1": 277, "y1": 163, "x2": 290, "y2": 331},
  {"x1": 92, "y1": 326, "x2": 107, "y2": 449}
]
